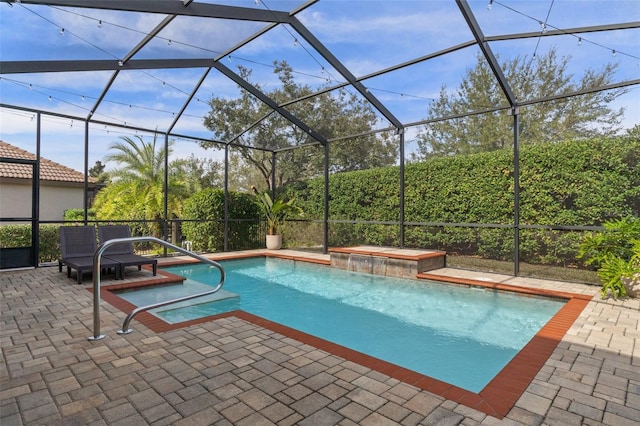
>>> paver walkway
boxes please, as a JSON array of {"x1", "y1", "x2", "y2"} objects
[{"x1": 1, "y1": 252, "x2": 639, "y2": 425}]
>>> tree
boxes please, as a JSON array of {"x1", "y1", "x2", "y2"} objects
[
  {"x1": 89, "y1": 160, "x2": 109, "y2": 186},
  {"x1": 223, "y1": 150, "x2": 266, "y2": 192},
  {"x1": 172, "y1": 154, "x2": 223, "y2": 190},
  {"x1": 203, "y1": 61, "x2": 397, "y2": 190},
  {"x1": 414, "y1": 48, "x2": 627, "y2": 159},
  {"x1": 93, "y1": 135, "x2": 190, "y2": 236},
  {"x1": 626, "y1": 124, "x2": 640, "y2": 139}
]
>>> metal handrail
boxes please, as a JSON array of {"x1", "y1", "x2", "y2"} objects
[{"x1": 89, "y1": 236, "x2": 225, "y2": 341}]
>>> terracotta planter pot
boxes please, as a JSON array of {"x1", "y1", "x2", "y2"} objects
[{"x1": 266, "y1": 234, "x2": 282, "y2": 250}]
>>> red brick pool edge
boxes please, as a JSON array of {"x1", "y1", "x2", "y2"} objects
[{"x1": 94, "y1": 255, "x2": 592, "y2": 419}]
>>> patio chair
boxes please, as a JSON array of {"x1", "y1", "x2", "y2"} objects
[
  {"x1": 98, "y1": 225, "x2": 157, "y2": 279},
  {"x1": 59, "y1": 225, "x2": 120, "y2": 284}
]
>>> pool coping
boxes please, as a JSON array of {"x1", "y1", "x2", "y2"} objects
[
  {"x1": 329, "y1": 245, "x2": 446, "y2": 261},
  {"x1": 93, "y1": 252, "x2": 592, "y2": 420}
]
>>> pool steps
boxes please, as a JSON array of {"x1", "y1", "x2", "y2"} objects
[{"x1": 90, "y1": 236, "x2": 225, "y2": 339}]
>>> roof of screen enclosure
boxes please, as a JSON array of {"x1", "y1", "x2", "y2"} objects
[{"x1": 1, "y1": 0, "x2": 639, "y2": 154}]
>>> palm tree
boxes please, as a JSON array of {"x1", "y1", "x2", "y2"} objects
[{"x1": 94, "y1": 135, "x2": 189, "y2": 237}]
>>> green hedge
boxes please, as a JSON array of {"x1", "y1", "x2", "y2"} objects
[
  {"x1": 0, "y1": 224, "x2": 61, "y2": 264},
  {"x1": 64, "y1": 208, "x2": 96, "y2": 221},
  {"x1": 181, "y1": 188, "x2": 262, "y2": 252},
  {"x1": 286, "y1": 137, "x2": 640, "y2": 266},
  {"x1": 3, "y1": 137, "x2": 637, "y2": 269}
]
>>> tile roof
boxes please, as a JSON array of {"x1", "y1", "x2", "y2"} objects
[{"x1": 0, "y1": 140, "x2": 96, "y2": 184}]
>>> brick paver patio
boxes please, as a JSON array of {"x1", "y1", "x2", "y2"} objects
[{"x1": 1, "y1": 251, "x2": 638, "y2": 425}]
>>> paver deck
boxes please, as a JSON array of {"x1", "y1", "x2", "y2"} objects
[{"x1": 1, "y1": 249, "x2": 639, "y2": 425}]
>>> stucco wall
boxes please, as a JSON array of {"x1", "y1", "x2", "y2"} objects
[{"x1": 0, "y1": 180, "x2": 86, "y2": 222}]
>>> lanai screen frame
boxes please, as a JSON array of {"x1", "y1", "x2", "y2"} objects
[{"x1": 1, "y1": 0, "x2": 639, "y2": 276}]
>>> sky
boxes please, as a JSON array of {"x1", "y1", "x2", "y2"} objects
[{"x1": 1, "y1": 0, "x2": 639, "y2": 173}]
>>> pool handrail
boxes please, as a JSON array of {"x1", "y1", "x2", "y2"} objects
[{"x1": 89, "y1": 236, "x2": 225, "y2": 341}]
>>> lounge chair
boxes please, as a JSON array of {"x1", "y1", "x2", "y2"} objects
[
  {"x1": 98, "y1": 225, "x2": 157, "y2": 279},
  {"x1": 59, "y1": 225, "x2": 120, "y2": 284}
]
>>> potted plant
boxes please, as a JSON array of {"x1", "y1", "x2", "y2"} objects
[
  {"x1": 251, "y1": 186, "x2": 303, "y2": 249},
  {"x1": 578, "y1": 216, "x2": 640, "y2": 299}
]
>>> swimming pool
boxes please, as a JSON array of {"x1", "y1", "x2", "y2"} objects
[{"x1": 117, "y1": 257, "x2": 564, "y2": 393}]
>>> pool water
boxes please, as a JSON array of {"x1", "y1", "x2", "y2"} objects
[{"x1": 118, "y1": 257, "x2": 564, "y2": 392}]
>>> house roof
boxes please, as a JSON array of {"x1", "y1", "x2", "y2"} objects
[{"x1": 0, "y1": 140, "x2": 96, "y2": 184}]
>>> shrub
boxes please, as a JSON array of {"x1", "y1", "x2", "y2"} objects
[
  {"x1": 64, "y1": 208, "x2": 96, "y2": 221},
  {"x1": 288, "y1": 137, "x2": 639, "y2": 266},
  {"x1": 578, "y1": 216, "x2": 640, "y2": 298},
  {"x1": 0, "y1": 224, "x2": 61, "y2": 264},
  {"x1": 181, "y1": 188, "x2": 261, "y2": 252}
]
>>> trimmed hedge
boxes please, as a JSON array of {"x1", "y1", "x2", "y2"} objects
[
  {"x1": 285, "y1": 137, "x2": 640, "y2": 266},
  {"x1": 181, "y1": 188, "x2": 262, "y2": 252},
  {"x1": 0, "y1": 224, "x2": 61, "y2": 264},
  {"x1": 64, "y1": 208, "x2": 96, "y2": 221},
  {"x1": 2, "y1": 137, "x2": 637, "y2": 269}
]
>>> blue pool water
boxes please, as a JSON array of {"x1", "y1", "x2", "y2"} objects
[{"x1": 117, "y1": 257, "x2": 564, "y2": 392}]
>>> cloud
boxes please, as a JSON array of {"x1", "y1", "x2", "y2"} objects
[
  {"x1": 2, "y1": 0, "x2": 638, "y2": 173},
  {"x1": 302, "y1": 6, "x2": 464, "y2": 42}
]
